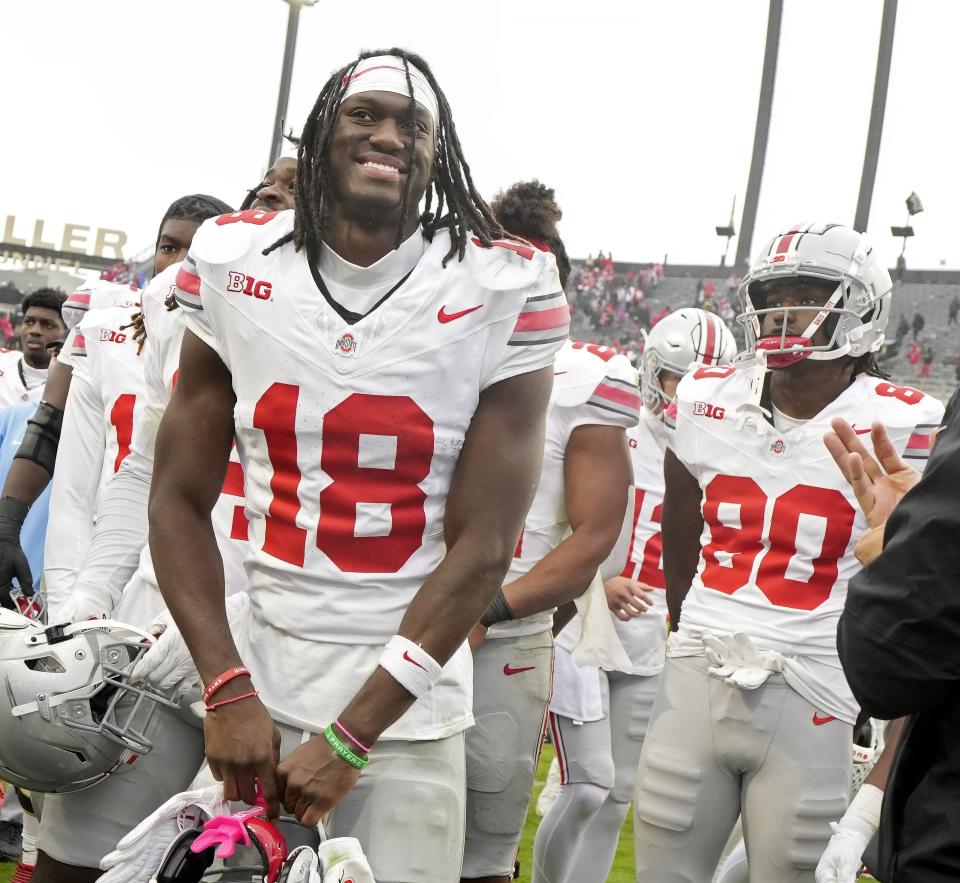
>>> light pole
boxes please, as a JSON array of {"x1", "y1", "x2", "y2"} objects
[
  {"x1": 716, "y1": 195, "x2": 737, "y2": 268},
  {"x1": 891, "y1": 192, "x2": 923, "y2": 279},
  {"x1": 268, "y1": 0, "x2": 318, "y2": 168}
]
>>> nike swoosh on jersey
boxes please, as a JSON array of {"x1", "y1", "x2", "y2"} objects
[
  {"x1": 812, "y1": 713, "x2": 837, "y2": 726},
  {"x1": 503, "y1": 664, "x2": 535, "y2": 676},
  {"x1": 437, "y1": 304, "x2": 483, "y2": 323},
  {"x1": 403, "y1": 651, "x2": 427, "y2": 671},
  {"x1": 851, "y1": 426, "x2": 872, "y2": 435}
]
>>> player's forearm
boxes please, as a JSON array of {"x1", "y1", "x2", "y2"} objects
[
  {"x1": 340, "y1": 532, "x2": 515, "y2": 744},
  {"x1": 150, "y1": 492, "x2": 240, "y2": 680},
  {"x1": 863, "y1": 717, "x2": 906, "y2": 791},
  {"x1": 69, "y1": 463, "x2": 152, "y2": 614},
  {"x1": 1, "y1": 457, "x2": 51, "y2": 508},
  {"x1": 502, "y1": 526, "x2": 618, "y2": 619}
]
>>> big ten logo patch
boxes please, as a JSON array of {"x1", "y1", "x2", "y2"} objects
[
  {"x1": 693, "y1": 401, "x2": 725, "y2": 420},
  {"x1": 226, "y1": 271, "x2": 272, "y2": 300},
  {"x1": 99, "y1": 329, "x2": 127, "y2": 343}
]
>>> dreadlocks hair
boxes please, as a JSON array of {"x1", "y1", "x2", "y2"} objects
[
  {"x1": 850, "y1": 352, "x2": 891, "y2": 381},
  {"x1": 262, "y1": 48, "x2": 505, "y2": 266},
  {"x1": 491, "y1": 180, "x2": 571, "y2": 288}
]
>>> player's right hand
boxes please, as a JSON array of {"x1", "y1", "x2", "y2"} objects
[
  {"x1": 823, "y1": 419, "x2": 921, "y2": 528},
  {"x1": 203, "y1": 690, "x2": 282, "y2": 819},
  {"x1": 0, "y1": 496, "x2": 33, "y2": 609},
  {"x1": 603, "y1": 576, "x2": 653, "y2": 622}
]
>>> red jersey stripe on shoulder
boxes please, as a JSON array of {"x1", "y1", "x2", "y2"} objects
[
  {"x1": 514, "y1": 304, "x2": 570, "y2": 333},
  {"x1": 175, "y1": 265, "x2": 201, "y2": 298},
  {"x1": 905, "y1": 431, "x2": 932, "y2": 451},
  {"x1": 593, "y1": 381, "x2": 641, "y2": 410}
]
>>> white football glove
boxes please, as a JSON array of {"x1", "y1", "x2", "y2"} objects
[
  {"x1": 318, "y1": 837, "x2": 376, "y2": 883},
  {"x1": 703, "y1": 633, "x2": 784, "y2": 690},
  {"x1": 281, "y1": 846, "x2": 323, "y2": 882},
  {"x1": 48, "y1": 581, "x2": 113, "y2": 624},
  {"x1": 815, "y1": 784, "x2": 882, "y2": 883},
  {"x1": 98, "y1": 784, "x2": 228, "y2": 883},
  {"x1": 132, "y1": 593, "x2": 251, "y2": 697}
]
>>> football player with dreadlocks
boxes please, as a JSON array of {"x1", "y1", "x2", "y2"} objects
[
  {"x1": 150, "y1": 50, "x2": 568, "y2": 883},
  {"x1": 0, "y1": 194, "x2": 232, "y2": 612},
  {"x1": 632, "y1": 223, "x2": 943, "y2": 882}
]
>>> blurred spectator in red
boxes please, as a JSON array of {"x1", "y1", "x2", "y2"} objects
[
  {"x1": 908, "y1": 340, "x2": 921, "y2": 373},
  {"x1": 0, "y1": 313, "x2": 13, "y2": 347}
]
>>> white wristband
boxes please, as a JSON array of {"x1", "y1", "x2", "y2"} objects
[
  {"x1": 378, "y1": 635, "x2": 442, "y2": 699},
  {"x1": 838, "y1": 783, "x2": 883, "y2": 840}
]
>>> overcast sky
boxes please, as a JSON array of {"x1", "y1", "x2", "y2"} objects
[{"x1": 3, "y1": 0, "x2": 958, "y2": 270}]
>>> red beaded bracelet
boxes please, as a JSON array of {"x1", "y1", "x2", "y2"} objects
[
  {"x1": 205, "y1": 690, "x2": 259, "y2": 712},
  {"x1": 201, "y1": 665, "x2": 251, "y2": 704}
]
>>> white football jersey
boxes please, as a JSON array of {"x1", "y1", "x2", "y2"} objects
[
  {"x1": 670, "y1": 364, "x2": 943, "y2": 721},
  {"x1": 175, "y1": 209, "x2": 569, "y2": 735},
  {"x1": 490, "y1": 341, "x2": 641, "y2": 638},
  {"x1": 110, "y1": 264, "x2": 248, "y2": 627},
  {"x1": 44, "y1": 306, "x2": 147, "y2": 607},
  {"x1": 0, "y1": 349, "x2": 40, "y2": 407},
  {"x1": 62, "y1": 279, "x2": 140, "y2": 329},
  {"x1": 612, "y1": 411, "x2": 670, "y2": 674}
]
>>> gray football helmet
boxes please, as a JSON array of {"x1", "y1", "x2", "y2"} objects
[{"x1": 0, "y1": 610, "x2": 178, "y2": 793}]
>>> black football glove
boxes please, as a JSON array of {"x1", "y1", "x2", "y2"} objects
[{"x1": 0, "y1": 496, "x2": 33, "y2": 609}]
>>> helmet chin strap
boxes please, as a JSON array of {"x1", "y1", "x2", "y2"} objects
[
  {"x1": 733, "y1": 349, "x2": 772, "y2": 433},
  {"x1": 796, "y1": 282, "x2": 845, "y2": 345}
]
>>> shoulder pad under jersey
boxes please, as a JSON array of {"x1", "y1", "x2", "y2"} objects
[
  {"x1": 554, "y1": 341, "x2": 638, "y2": 410},
  {"x1": 189, "y1": 209, "x2": 295, "y2": 267},
  {"x1": 459, "y1": 234, "x2": 558, "y2": 294}
]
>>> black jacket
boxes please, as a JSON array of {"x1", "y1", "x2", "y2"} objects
[{"x1": 838, "y1": 387, "x2": 960, "y2": 883}]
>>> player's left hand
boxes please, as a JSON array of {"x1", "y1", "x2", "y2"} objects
[
  {"x1": 823, "y1": 418, "x2": 920, "y2": 528},
  {"x1": 815, "y1": 823, "x2": 868, "y2": 883},
  {"x1": 277, "y1": 734, "x2": 362, "y2": 826},
  {"x1": 603, "y1": 576, "x2": 653, "y2": 622}
]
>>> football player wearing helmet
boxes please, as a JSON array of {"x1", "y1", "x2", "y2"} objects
[
  {"x1": 632, "y1": 223, "x2": 943, "y2": 882},
  {"x1": 0, "y1": 195, "x2": 233, "y2": 611},
  {"x1": 533, "y1": 309, "x2": 734, "y2": 883},
  {"x1": 150, "y1": 51, "x2": 568, "y2": 883}
]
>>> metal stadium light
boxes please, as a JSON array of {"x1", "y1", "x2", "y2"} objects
[
  {"x1": 268, "y1": 0, "x2": 320, "y2": 167},
  {"x1": 891, "y1": 192, "x2": 922, "y2": 277}
]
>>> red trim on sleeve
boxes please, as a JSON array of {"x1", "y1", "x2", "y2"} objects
[{"x1": 514, "y1": 304, "x2": 570, "y2": 333}]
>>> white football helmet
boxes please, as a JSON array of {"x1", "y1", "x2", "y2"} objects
[
  {"x1": 738, "y1": 222, "x2": 892, "y2": 369},
  {"x1": 640, "y1": 308, "x2": 737, "y2": 413},
  {"x1": 0, "y1": 610, "x2": 178, "y2": 793}
]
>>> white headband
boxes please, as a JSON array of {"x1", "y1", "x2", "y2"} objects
[{"x1": 341, "y1": 55, "x2": 439, "y2": 127}]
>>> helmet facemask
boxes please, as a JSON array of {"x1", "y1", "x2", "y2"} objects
[
  {"x1": 640, "y1": 349, "x2": 684, "y2": 416},
  {"x1": 738, "y1": 273, "x2": 886, "y2": 369}
]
